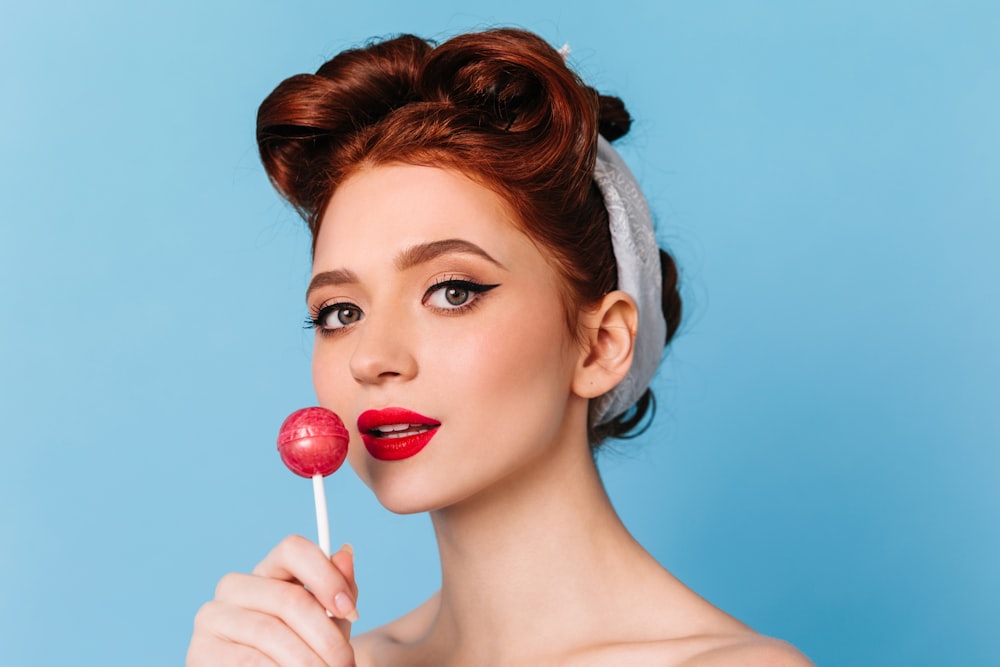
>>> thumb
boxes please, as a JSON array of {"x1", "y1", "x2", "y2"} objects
[{"x1": 331, "y1": 543, "x2": 358, "y2": 599}]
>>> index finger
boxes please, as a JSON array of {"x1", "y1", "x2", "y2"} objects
[{"x1": 253, "y1": 535, "x2": 358, "y2": 622}]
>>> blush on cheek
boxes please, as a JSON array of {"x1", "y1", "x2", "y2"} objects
[
  {"x1": 484, "y1": 310, "x2": 573, "y2": 384},
  {"x1": 312, "y1": 346, "x2": 349, "y2": 401}
]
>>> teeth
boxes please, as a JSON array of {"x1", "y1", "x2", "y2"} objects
[
  {"x1": 372, "y1": 423, "x2": 429, "y2": 438},
  {"x1": 376, "y1": 423, "x2": 415, "y2": 433}
]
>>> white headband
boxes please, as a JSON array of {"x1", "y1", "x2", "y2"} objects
[{"x1": 590, "y1": 135, "x2": 666, "y2": 425}]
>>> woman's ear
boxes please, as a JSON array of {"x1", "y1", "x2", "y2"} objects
[{"x1": 572, "y1": 290, "x2": 638, "y2": 399}]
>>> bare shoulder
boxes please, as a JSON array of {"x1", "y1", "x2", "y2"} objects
[
  {"x1": 350, "y1": 631, "x2": 378, "y2": 665},
  {"x1": 350, "y1": 591, "x2": 440, "y2": 666},
  {"x1": 676, "y1": 635, "x2": 814, "y2": 667},
  {"x1": 566, "y1": 633, "x2": 812, "y2": 667}
]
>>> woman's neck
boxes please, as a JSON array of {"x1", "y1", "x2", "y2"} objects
[{"x1": 422, "y1": 424, "x2": 664, "y2": 664}]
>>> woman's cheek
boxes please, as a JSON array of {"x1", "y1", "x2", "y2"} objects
[
  {"x1": 344, "y1": 435, "x2": 369, "y2": 484},
  {"x1": 312, "y1": 345, "x2": 345, "y2": 401},
  {"x1": 311, "y1": 348, "x2": 370, "y2": 484}
]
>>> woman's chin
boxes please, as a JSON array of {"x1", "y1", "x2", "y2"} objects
[{"x1": 366, "y1": 477, "x2": 455, "y2": 515}]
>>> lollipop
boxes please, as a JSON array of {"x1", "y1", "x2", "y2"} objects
[{"x1": 277, "y1": 407, "x2": 349, "y2": 557}]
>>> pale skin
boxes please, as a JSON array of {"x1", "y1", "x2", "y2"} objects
[{"x1": 188, "y1": 164, "x2": 813, "y2": 666}]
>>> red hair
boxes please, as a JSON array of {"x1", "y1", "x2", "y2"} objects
[{"x1": 257, "y1": 28, "x2": 681, "y2": 445}]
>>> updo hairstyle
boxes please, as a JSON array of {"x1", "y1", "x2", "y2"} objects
[{"x1": 256, "y1": 28, "x2": 682, "y2": 446}]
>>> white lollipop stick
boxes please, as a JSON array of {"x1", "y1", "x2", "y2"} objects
[
  {"x1": 312, "y1": 473, "x2": 331, "y2": 558},
  {"x1": 312, "y1": 473, "x2": 338, "y2": 619}
]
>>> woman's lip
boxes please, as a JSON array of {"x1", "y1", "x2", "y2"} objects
[
  {"x1": 357, "y1": 407, "x2": 439, "y2": 432},
  {"x1": 358, "y1": 408, "x2": 440, "y2": 461}
]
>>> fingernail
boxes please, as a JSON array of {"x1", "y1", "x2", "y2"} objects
[
  {"x1": 335, "y1": 592, "x2": 359, "y2": 623},
  {"x1": 342, "y1": 543, "x2": 354, "y2": 556}
]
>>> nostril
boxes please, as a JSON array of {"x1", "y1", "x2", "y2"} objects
[
  {"x1": 349, "y1": 348, "x2": 417, "y2": 384},
  {"x1": 347, "y1": 318, "x2": 418, "y2": 383}
]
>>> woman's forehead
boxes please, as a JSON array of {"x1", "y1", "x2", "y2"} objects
[{"x1": 313, "y1": 164, "x2": 531, "y2": 267}]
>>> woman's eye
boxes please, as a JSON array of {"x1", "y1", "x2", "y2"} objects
[
  {"x1": 429, "y1": 285, "x2": 471, "y2": 308},
  {"x1": 309, "y1": 303, "x2": 363, "y2": 331},
  {"x1": 424, "y1": 280, "x2": 500, "y2": 310}
]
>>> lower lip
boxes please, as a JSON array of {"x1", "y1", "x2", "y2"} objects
[{"x1": 361, "y1": 427, "x2": 439, "y2": 461}]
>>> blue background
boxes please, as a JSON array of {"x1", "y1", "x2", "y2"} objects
[{"x1": 2, "y1": 2, "x2": 997, "y2": 665}]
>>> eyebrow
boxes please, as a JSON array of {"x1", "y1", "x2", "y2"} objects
[
  {"x1": 306, "y1": 268, "x2": 359, "y2": 298},
  {"x1": 395, "y1": 238, "x2": 506, "y2": 272},
  {"x1": 306, "y1": 238, "x2": 505, "y2": 300}
]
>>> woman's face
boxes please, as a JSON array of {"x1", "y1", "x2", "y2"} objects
[{"x1": 308, "y1": 164, "x2": 587, "y2": 514}]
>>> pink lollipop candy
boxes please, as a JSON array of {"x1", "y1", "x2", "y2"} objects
[
  {"x1": 278, "y1": 407, "x2": 349, "y2": 478},
  {"x1": 277, "y1": 407, "x2": 349, "y2": 557}
]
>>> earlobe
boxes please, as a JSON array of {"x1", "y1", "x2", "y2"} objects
[{"x1": 572, "y1": 291, "x2": 638, "y2": 399}]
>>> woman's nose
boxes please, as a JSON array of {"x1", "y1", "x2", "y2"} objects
[{"x1": 348, "y1": 311, "x2": 418, "y2": 385}]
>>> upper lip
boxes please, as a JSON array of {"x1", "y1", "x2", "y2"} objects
[{"x1": 357, "y1": 407, "x2": 440, "y2": 434}]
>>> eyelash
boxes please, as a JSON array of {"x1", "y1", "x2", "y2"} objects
[
  {"x1": 304, "y1": 279, "x2": 500, "y2": 336},
  {"x1": 304, "y1": 302, "x2": 361, "y2": 337},
  {"x1": 423, "y1": 278, "x2": 500, "y2": 313}
]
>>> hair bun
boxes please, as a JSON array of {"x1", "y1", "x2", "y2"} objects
[
  {"x1": 598, "y1": 94, "x2": 631, "y2": 141},
  {"x1": 422, "y1": 31, "x2": 590, "y2": 138},
  {"x1": 257, "y1": 35, "x2": 431, "y2": 215},
  {"x1": 659, "y1": 248, "x2": 682, "y2": 344}
]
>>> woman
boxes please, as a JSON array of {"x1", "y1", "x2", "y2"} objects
[{"x1": 188, "y1": 28, "x2": 812, "y2": 666}]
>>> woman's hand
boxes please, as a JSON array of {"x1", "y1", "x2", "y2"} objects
[{"x1": 187, "y1": 535, "x2": 359, "y2": 666}]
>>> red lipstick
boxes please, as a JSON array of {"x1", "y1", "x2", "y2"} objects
[{"x1": 357, "y1": 407, "x2": 440, "y2": 461}]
